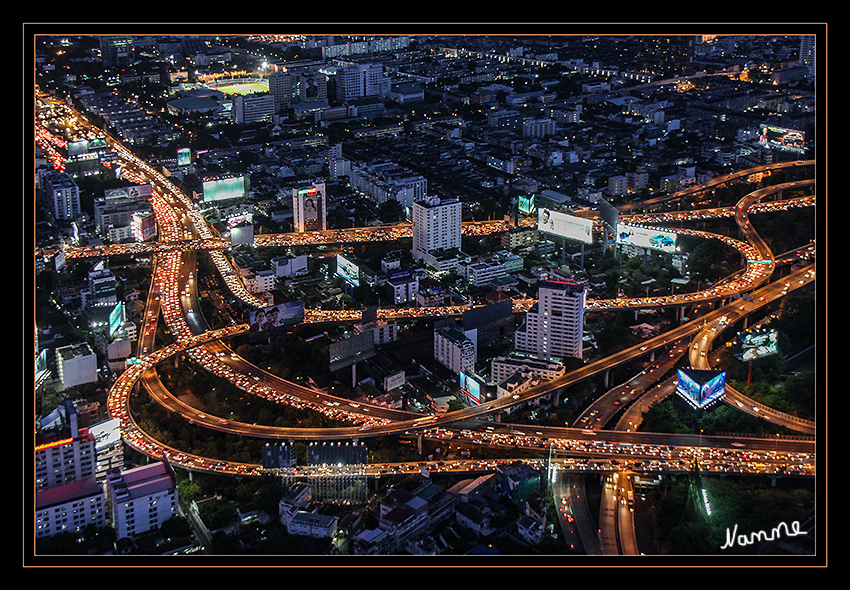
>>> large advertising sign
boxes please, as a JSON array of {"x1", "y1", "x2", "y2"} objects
[
  {"x1": 518, "y1": 195, "x2": 536, "y2": 216},
  {"x1": 329, "y1": 331, "x2": 375, "y2": 371},
  {"x1": 459, "y1": 371, "x2": 482, "y2": 405},
  {"x1": 736, "y1": 329, "x2": 779, "y2": 362},
  {"x1": 203, "y1": 175, "x2": 248, "y2": 202},
  {"x1": 105, "y1": 184, "x2": 153, "y2": 201},
  {"x1": 89, "y1": 418, "x2": 122, "y2": 452},
  {"x1": 676, "y1": 368, "x2": 726, "y2": 409},
  {"x1": 616, "y1": 223, "x2": 678, "y2": 253},
  {"x1": 336, "y1": 254, "x2": 360, "y2": 287},
  {"x1": 109, "y1": 301, "x2": 123, "y2": 331},
  {"x1": 537, "y1": 208, "x2": 593, "y2": 244},
  {"x1": 248, "y1": 300, "x2": 305, "y2": 333},
  {"x1": 759, "y1": 126, "x2": 806, "y2": 153},
  {"x1": 177, "y1": 147, "x2": 192, "y2": 166}
]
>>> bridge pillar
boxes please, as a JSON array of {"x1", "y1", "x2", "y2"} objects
[
  {"x1": 603, "y1": 370, "x2": 610, "y2": 389},
  {"x1": 417, "y1": 434, "x2": 423, "y2": 455}
]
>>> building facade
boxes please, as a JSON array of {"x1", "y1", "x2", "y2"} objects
[
  {"x1": 412, "y1": 197, "x2": 461, "y2": 263},
  {"x1": 292, "y1": 181, "x2": 327, "y2": 232},
  {"x1": 514, "y1": 278, "x2": 588, "y2": 362},
  {"x1": 106, "y1": 460, "x2": 179, "y2": 539},
  {"x1": 434, "y1": 326, "x2": 477, "y2": 374}
]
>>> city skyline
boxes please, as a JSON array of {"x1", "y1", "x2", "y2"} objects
[{"x1": 28, "y1": 26, "x2": 824, "y2": 565}]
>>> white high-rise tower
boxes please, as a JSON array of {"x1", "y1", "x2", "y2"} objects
[
  {"x1": 411, "y1": 196, "x2": 461, "y2": 266},
  {"x1": 515, "y1": 278, "x2": 588, "y2": 362}
]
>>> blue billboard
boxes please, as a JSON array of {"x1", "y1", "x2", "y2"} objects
[
  {"x1": 676, "y1": 368, "x2": 726, "y2": 409},
  {"x1": 459, "y1": 371, "x2": 482, "y2": 404},
  {"x1": 617, "y1": 223, "x2": 679, "y2": 253},
  {"x1": 336, "y1": 254, "x2": 360, "y2": 287}
]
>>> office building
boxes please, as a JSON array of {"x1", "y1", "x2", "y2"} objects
[
  {"x1": 292, "y1": 181, "x2": 327, "y2": 232},
  {"x1": 339, "y1": 63, "x2": 389, "y2": 102},
  {"x1": 89, "y1": 266, "x2": 118, "y2": 305},
  {"x1": 515, "y1": 278, "x2": 588, "y2": 362},
  {"x1": 100, "y1": 36, "x2": 134, "y2": 69},
  {"x1": 349, "y1": 161, "x2": 428, "y2": 209},
  {"x1": 386, "y1": 269, "x2": 419, "y2": 305},
  {"x1": 106, "y1": 460, "x2": 179, "y2": 539},
  {"x1": 233, "y1": 92, "x2": 274, "y2": 125},
  {"x1": 412, "y1": 196, "x2": 462, "y2": 265},
  {"x1": 41, "y1": 170, "x2": 81, "y2": 221},
  {"x1": 36, "y1": 401, "x2": 97, "y2": 492},
  {"x1": 272, "y1": 253, "x2": 308, "y2": 277}
]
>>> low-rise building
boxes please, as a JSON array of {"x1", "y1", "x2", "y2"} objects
[{"x1": 35, "y1": 478, "x2": 106, "y2": 539}]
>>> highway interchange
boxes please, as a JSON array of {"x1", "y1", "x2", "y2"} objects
[{"x1": 37, "y1": 98, "x2": 817, "y2": 511}]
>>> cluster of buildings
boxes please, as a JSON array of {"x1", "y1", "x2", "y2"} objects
[
  {"x1": 264, "y1": 440, "x2": 547, "y2": 555},
  {"x1": 35, "y1": 401, "x2": 179, "y2": 544}
]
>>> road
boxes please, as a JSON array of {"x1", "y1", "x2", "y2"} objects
[{"x1": 36, "y1": 95, "x2": 816, "y2": 481}]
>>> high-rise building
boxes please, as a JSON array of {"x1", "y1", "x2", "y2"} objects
[
  {"x1": 100, "y1": 36, "x2": 134, "y2": 69},
  {"x1": 89, "y1": 266, "x2": 118, "y2": 305},
  {"x1": 269, "y1": 64, "x2": 328, "y2": 113},
  {"x1": 233, "y1": 92, "x2": 275, "y2": 124},
  {"x1": 41, "y1": 170, "x2": 81, "y2": 221},
  {"x1": 106, "y1": 460, "x2": 179, "y2": 539},
  {"x1": 35, "y1": 401, "x2": 97, "y2": 491},
  {"x1": 515, "y1": 278, "x2": 588, "y2": 362},
  {"x1": 434, "y1": 326, "x2": 477, "y2": 374},
  {"x1": 412, "y1": 196, "x2": 461, "y2": 264},
  {"x1": 339, "y1": 63, "x2": 389, "y2": 101},
  {"x1": 292, "y1": 181, "x2": 327, "y2": 232}
]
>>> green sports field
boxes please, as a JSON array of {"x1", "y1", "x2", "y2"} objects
[{"x1": 213, "y1": 81, "x2": 269, "y2": 95}]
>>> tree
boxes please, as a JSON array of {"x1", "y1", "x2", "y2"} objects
[{"x1": 377, "y1": 199, "x2": 404, "y2": 223}]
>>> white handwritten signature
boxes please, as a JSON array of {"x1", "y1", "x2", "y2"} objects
[{"x1": 720, "y1": 520, "x2": 807, "y2": 549}]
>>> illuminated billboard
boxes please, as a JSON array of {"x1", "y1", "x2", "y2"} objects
[
  {"x1": 108, "y1": 302, "x2": 124, "y2": 337},
  {"x1": 105, "y1": 184, "x2": 152, "y2": 201},
  {"x1": 537, "y1": 208, "x2": 593, "y2": 244},
  {"x1": 616, "y1": 223, "x2": 678, "y2": 253},
  {"x1": 248, "y1": 300, "x2": 305, "y2": 333},
  {"x1": 460, "y1": 371, "x2": 482, "y2": 405},
  {"x1": 518, "y1": 195, "x2": 536, "y2": 216},
  {"x1": 736, "y1": 329, "x2": 779, "y2": 362},
  {"x1": 759, "y1": 126, "x2": 806, "y2": 153},
  {"x1": 177, "y1": 147, "x2": 192, "y2": 166},
  {"x1": 676, "y1": 368, "x2": 726, "y2": 409},
  {"x1": 336, "y1": 254, "x2": 360, "y2": 287},
  {"x1": 202, "y1": 175, "x2": 248, "y2": 202}
]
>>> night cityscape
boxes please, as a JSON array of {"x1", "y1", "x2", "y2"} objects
[{"x1": 28, "y1": 24, "x2": 825, "y2": 568}]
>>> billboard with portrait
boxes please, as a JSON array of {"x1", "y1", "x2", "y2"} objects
[
  {"x1": 537, "y1": 208, "x2": 593, "y2": 244},
  {"x1": 759, "y1": 126, "x2": 806, "y2": 153},
  {"x1": 248, "y1": 300, "x2": 305, "y2": 333},
  {"x1": 736, "y1": 329, "x2": 779, "y2": 362}
]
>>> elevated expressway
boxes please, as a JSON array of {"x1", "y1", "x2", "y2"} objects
[{"x1": 95, "y1": 142, "x2": 815, "y2": 476}]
